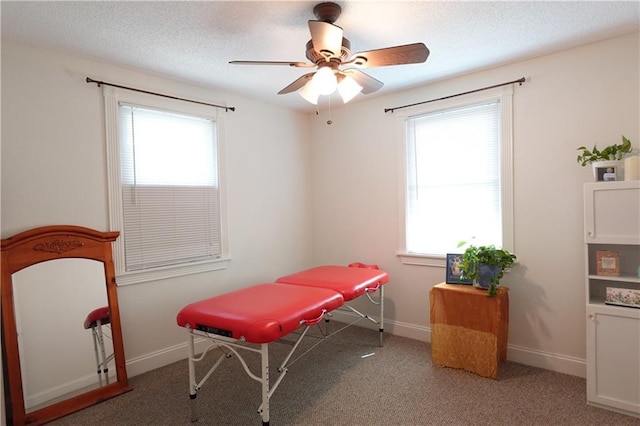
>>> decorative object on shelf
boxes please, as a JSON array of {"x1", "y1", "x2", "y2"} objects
[
  {"x1": 624, "y1": 154, "x2": 640, "y2": 181},
  {"x1": 595, "y1": 250, "x2": 620, "y2": 276},
  {"x1": 445, "y1": 253, "x2": 473, "y2": 285},
  {"x1": 456, "y1": 242, "x2": 517, "y2": 297},
  {"x1": 576, "y1": 135, "x2": 632, "y2": 182},
  {"x1": 605, "y1": 287, "x2": 640, "y2": 309}
]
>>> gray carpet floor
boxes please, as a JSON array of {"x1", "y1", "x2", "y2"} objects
[{"x1": 51, "y1": 325, "x2": 639, "y2": 425}]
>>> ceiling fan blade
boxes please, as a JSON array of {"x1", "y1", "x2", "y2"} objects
[
  {"x1": 339, "y1": 69, "x2": 384, "y2": 94},
  {"x1": 278, "y1": 73, "x2": 315, "y2": 94},
  {"x1": 348, "y1": 43, "x2": 430, "y2": 68},
  {"x1": 308, "y1": 20, "x2": 344, "y2": 58},
  {"x1": 229, "y1": 60, "x2": 315, "y2": 68}
]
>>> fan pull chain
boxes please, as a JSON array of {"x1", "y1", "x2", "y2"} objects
[{"x1": 326, "y1": 96, "x2": 333, "y2": 125}]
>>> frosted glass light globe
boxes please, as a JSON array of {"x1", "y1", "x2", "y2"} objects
[{"x1": 312, "y1": 67, "x2": 337, "y2": 96}]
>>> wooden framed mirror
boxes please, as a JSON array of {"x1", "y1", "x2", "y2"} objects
[{"x1": 2, "y1": 225, "x2": 131, "y2": 425}]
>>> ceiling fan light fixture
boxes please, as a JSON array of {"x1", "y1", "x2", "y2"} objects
[
  {"x1": 337, "y1": 76, "x2": 363, "y2": 103},
  {"x1": 298, "y1": 80, "x2": 320, "y2": 105},
  {"x1": 312, "y1": 66, "x2": 337, "y2": 95},
  {"x1": 231, "y1": 2, "x2": 430, "y2": 108}
]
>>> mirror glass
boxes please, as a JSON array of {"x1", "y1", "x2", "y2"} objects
[{"x1": 12, "y1": 259, "x2": 111, "y2": 412}]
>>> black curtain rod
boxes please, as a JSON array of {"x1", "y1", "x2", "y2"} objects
[
  {"x1": 86, "y1": 77, "x2": 235, "y2": 112},
  {"x1": 384, "y1": 77, "x2": 526, "y2": 113}
]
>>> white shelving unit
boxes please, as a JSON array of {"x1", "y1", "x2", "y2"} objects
[{"x1": 584, "y1": 181, "x2": 640, "y2": 418}]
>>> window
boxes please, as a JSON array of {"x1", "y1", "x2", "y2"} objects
[
  {"x1": 399, "y1": 86, "x2": 513, "y2": 266},
  {"x1": 104, "y1": 87, "x2": 228, "y2": 285}
]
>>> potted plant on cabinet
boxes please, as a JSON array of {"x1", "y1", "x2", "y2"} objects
[
  {"x1": 576, "y1": 135, "x2": 632, "y2": 181},
  {"x1": 457, "y1": 242, "x2": 517, "y2": 297}
]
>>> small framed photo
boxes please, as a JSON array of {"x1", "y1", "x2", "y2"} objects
[
  {"x1": 596, "y1": 250, "x2": 620, "y2": 276},
  {"x1": 446, "y1": 253, "x2": 472, "y2": 284},
  {"x1": 596, "y1": 166, "x2": 618, "y2": 182}
]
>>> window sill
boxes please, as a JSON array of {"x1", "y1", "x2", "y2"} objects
[
  {"x1": 115, "y1": 258, "x2": 231, "y2": 286},
  {"x1": 397, "y1": 252, "x2": 445, "y2": 267}
]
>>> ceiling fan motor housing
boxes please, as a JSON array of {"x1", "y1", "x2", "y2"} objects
[
  {"x1": 313, "y1": 2, "x2": 342, "y2": 23},
  {"x1": 305, "y1": 38, "x2": 351, "y2": 64}
]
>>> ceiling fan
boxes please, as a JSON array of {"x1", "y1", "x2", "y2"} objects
[{"x1": 229, "y1": 2, "x2": 430, "y2": 105}]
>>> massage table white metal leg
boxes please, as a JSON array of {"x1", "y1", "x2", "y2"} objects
[
  {"x1": 96, "y1": 319, "x2": 111, "y2": 384},
  {"x1": 90, "y1": 325, "x2": 103, "y2": 386},
  {"x1": 378, "y1": 285, "x2": 385, "y2": 347},
  {"x1": 184, "y1": 328, "x2": 273, "y2": 425},
  {"x1": 90, "y1": 319, "x2": 112, "y2": 386},
  {"x1": 187, "y1": 328, "x2": 234, "y2": 423},
  {"x1": 260, "y1": 343, "x2": 270, "y2": 426},
  {"x1": 187, "y1": 328, "x2": 198, "y2": 422},
  {"x1": 335, "y1": 285, "x2": 385, "y2": 347}
]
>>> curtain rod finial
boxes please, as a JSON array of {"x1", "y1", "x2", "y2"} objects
[{"x1": 86, "y1": 77, "x2": 102, "y2": 87}]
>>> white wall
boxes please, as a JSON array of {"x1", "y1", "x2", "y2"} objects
[
  {"x1": 1, "y1": 41, "x2": 314, "y2": 376},
  {"x1": 309, "y1": 32, "x2": 640, "y2": 376}
]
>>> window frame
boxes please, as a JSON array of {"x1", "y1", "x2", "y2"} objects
[
  {"x1": 396, "y1": 85, "x2": 514, "y2": 267},
  {"x1": 103, "y1": 86, "x2": 230, "y2": 285}
]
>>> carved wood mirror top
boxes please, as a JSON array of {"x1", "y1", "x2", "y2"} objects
[{"x1": 2, "y1": 225, "x2": 131, "y2": 425}]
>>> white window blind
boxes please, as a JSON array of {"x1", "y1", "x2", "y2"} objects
[
  {"x1": 119, "y1": 104, "x2": 221, "y2": 271},
  {"x1": 405, "y1": 101, "x2": 502, "y2": 255}
]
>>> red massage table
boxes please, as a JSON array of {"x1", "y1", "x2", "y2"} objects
[{"x1": 176, "y1": 263, "x2": 388, "y2": 425}]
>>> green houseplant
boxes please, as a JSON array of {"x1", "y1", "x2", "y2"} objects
[
  {"x1": 457, "y1": 242, "x2": 517, "y2": 297},
  {"x1": 576, "y1": 135, "x2": 632, "y2": 166}
]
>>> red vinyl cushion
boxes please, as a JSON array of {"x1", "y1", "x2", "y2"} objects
[
  {"x1": 84, "y1": 306, "x2": 110, "y2": 329},
  {"x1": 176, "y1": 283, "x2": 344, "y2": 344},
  {"x1": 276, "y1": 265, "x2": 389, "y2": 301}
]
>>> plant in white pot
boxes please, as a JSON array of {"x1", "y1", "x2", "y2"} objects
[
  {"x1": 576, "y1": 135, "x2": 632, "y2": 181},
  {"x1": 457, "y1": 242, "x2": 517, "y2": 297}
]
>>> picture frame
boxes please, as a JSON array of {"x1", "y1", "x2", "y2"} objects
[
  {"x1": 446, "y1": 253, "x2": 472, "y2": 284},
  {"x1": 596, "y1": 250, "x2": 620, "y2": 276},
  {"x1": 596, "y1": 166, "x2": 618, "y2": 182}
]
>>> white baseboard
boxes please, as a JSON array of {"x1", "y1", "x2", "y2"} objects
[
  {"x1": 24, "y1": 372, "x2": 112, "y2": 410},
  {"x1": 506, "y1": 344, "x2": 586, "y2": 378},
  {"x1": 125, "y1": 337, "x2": 211, "y2": 378},
  {"x1": 126, "y1": 314, "x2": 586, "y2": 380}
]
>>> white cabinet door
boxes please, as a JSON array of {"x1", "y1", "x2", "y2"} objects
[
  {"x1": 587, "y1": 305, "x2": 640, "y2": 416},
  {"x1": 584, "y1": 181, "x2": 640, "y2": 244}
]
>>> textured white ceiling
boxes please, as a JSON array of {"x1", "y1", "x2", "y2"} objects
[{"x1": 2, "y1": 1, "x2": 638, "y2": 112}]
